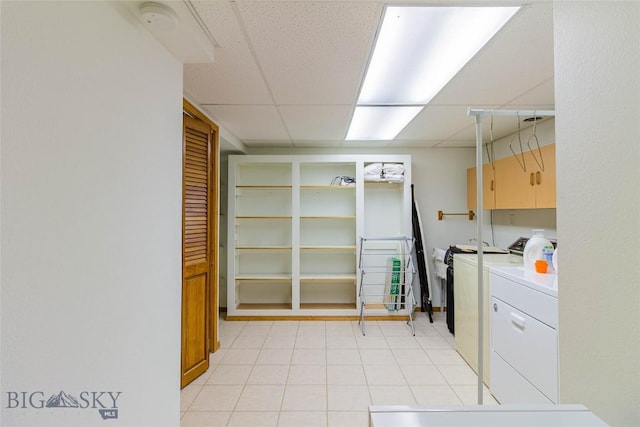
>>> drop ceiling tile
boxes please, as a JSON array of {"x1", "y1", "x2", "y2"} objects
[
  {"x1": 392, "y1": 139, "x2": 443, "y2": 148},
  {"x1": 434, "y1": 140, "x2": 477, "y2": 148},
  {"x1": 505, "y1": 78, "x2": 555, "y2": 106},
  {"x1": 398, "y1": 106, "x2": 489, "y2": 141},
  {"x1": 201, "y1": 105, "x2": 290, "y2": 141},
  {"x1": 185, "y1": 1, "x2": 272, "y2": 104},
  {"x1": 398, "y1": 103, "x2": 552, "y2": 144},
  {"x1": 184, "y1": 59, "x2": 272, "y2": 105},
  {"x1": 431, "y1": 3, "x2": 554, "y2": 106},
  {"x1": 236, "y1": 1, "x2": 382, "y2": 105},
  {"x1": 190, "y1": 0, "x2": 243, "y2": 48},
  {"x1": 279, "y1": 105, "x2": 352, "y2": 140}
]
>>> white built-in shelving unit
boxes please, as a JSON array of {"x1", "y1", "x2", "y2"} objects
[{"x1": 227, "y1": 155, "x2": 411, "y2": 318}]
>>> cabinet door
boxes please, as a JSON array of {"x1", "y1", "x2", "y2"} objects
[
  {"x1": 532, "y1": 144, "x2": 556, "y2": 208},
  {"x1": 494, "y1": 153, "x2": 536, "y2": 209},
  {"x1": 494, "y1": 144, "x2": 555, "y2": 209},
  {"x1": 484, "y1": 163, "x2": 496, "y2": 209},
  {"x1": 466, "y1": 167, "x2": 477, "y2": 210},
  {"x1": 466, "y1": 163, "x2": 495, "y2": 210}
]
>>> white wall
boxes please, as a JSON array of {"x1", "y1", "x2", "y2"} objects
[
  {"x1": 554, "y1": 2, "x2": 640, "y2": 425},
  {"x1": 242, "y1": 146, "x2": 477, "y2": 311},
  {"x1": 1, "y1": 2, "x2": 182, "y2": 426}
]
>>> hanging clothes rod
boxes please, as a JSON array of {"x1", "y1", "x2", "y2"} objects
[{"x1": 466, "y1": 106, "x2": 556, "y2": 406}]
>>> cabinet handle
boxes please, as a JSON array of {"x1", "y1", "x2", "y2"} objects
[
  {"x1": 490, "y1": 180, "x2": 494, "y2": 191},
  {"x1": 536, "y1": 171, "x2": 541, "y2": 185},
  {"x1": 530, "y1": 173, "x2": 535, "y2": 186},
  {"x1": 510, "y1": 312, "x2": 526, "y2": 330}
]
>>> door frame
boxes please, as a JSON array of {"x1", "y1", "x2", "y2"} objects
[{"x1": 183, "y1": 98, "x2": 220, "y2": 354}]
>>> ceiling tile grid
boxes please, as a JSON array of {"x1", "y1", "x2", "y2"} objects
[
  {"x1": 201, "y1": 104, "x2": 290, "y2": 141},
  {"x1": 181, "y1": 1, "x2": 555, "y2": 150},
  {"x1": 235, "y1": 1, "x2": 382, "y2": 105},
  {"x1": 278, "y1": 105, "x2": 352, "y2": 140},
  {"x1": 185, "y1": 1, "x2": 272, "y2": 104}
]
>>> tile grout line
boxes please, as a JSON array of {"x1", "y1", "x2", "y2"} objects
[
  {"x1": 325, "y1": 322, "x2": 329, "y2": 427},
  {"x1": 182, "y1": 314, "x2": 468, "y2": 426},
  {"x1": 226, "y1": 321, "x2": 271, "y2": 426},
  {"x1": 278, "y1": 320, "x2": 300, "y2": 425}
]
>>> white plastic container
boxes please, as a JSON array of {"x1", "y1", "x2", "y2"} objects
[{"x1": 523, "y1": 229, "x2": 552, "y2": 272}]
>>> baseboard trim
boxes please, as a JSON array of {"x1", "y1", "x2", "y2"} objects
[{"x1": 221, "y1": 306, "x2": 445, "y2": 321}]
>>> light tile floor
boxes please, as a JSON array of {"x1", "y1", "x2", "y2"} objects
[{"x1": 180, "y1": 312, "x2": 497, "y2": 426}]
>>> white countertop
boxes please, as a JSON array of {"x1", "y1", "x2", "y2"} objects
[
  {"x1": 369, "y1": 405, "x2": 607, "y2": 426},
  {"x1": 489, "y1": 265, "x2": 558, "y2": 298}
]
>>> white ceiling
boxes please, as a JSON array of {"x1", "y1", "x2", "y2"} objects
[{"x1": 181, "y1": 1, "x2": 555, "y2": 151}]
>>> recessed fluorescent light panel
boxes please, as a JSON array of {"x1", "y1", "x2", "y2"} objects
[
  {"x1": 346, "y1": 106, "x2": 423, "y2": 141},
  {"x1": 346, "y1": 5, "x2": 519, "y2": 141}
]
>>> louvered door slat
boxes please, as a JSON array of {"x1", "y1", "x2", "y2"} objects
[
  {"x1": 185, "y1": 178, "x2": 207, "y2": 185},
  {"x1": 185, "y1": 151, "x2": 206, "y2": 159},
  {"x1": 185, "y1": 129, "x2": 208, "y2": 141},
  {"x1": 185, "y1": 160, "x2": 207, "y2": 168},
  {"x1": 185, "y1": 189, "x2": 206, "y2": 194},
  {"x1": 183, "y1": 120, "x2": 209, "y2": 267}
]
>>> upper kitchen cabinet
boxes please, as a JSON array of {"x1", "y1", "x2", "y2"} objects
[
  {"x1": 495, "y1": 143, "x2": 556, "y2": 209},
  {"x1": 467, "y1": 162, "x2": 496, "y2": 210},
  {"x1": 468, "y1": 144, "x2": 556, "y2": 210}
]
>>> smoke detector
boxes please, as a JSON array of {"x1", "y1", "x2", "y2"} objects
[{"x1": 139, "y1": 2, "x2": 178, "y2": 31}]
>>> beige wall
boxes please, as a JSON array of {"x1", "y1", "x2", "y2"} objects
[
  {"x1": 1, "y1": 2, "x2": 183, "y2": 425},
  {"x1": 554, "y1": 2, "x2": 640, "y2": 425}
]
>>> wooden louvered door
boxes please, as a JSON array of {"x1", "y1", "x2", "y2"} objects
[{"x1": 181, "y1": 116, "x2": 212, "y2": 388}]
